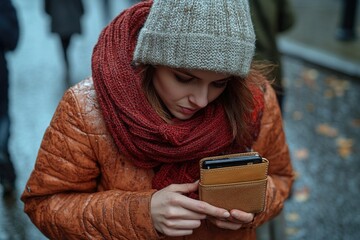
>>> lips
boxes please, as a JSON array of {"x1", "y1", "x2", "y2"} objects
[{"x1": 180, "y1": 106, "x2": 197, "y2": 115}]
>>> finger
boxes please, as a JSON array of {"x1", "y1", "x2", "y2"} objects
[
  {"x1": 224, "y1": 216, "x2": 244, "y2": 224},
  {"x1": 169, "y1": 205, "x2": 207, "y2": 220},
  {"x1": 161, "y1": 227, "x2": 194, "y2": 237},
  {"x1": 179, "y1": 197, "x2": 230, "y2": 219},
  {"x1": 168, "y1": 182, "x2": 199, "y2": 195},
  {"x1": 230, "y1": 209, "x2": 254, "y2": 223},
  {"x1": 163, "y1": 219, "x2": 202, "y2": 230},
  {"x1": 163, "y1": 183, "x2": 230, "y2": 219},
  {"x1": 216, "y1": 220, "x2": 242, "y2": 230},
  {"x1": 158, "y1": 192, "x2": 206, "y2": 220},
  {"x1": 208, "y1": 217, "x2": 242, "y2": 230}
]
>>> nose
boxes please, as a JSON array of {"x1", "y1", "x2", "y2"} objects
[{"x1": 189, "y1": 86, "x2": 209, "y2": 108}]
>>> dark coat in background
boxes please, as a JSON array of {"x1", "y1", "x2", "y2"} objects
[
  {"x1": 44, "y1": 0, "x2": 84, "y2": 37},
  {"x1": 0, "y1": 0, "x2": 19, "y2": 114},
  {"x1": 250, "y1": 0, "x2": 295, "y2": 91},
  {"x1": 0, "y1": 0, "x2": 19, "y2": 130},
  {"x1": 0, "y1": 0, "x2": 19, "y2": 194}
]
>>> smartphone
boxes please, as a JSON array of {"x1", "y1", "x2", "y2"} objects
[{"x1": 202, "y1": 154, "x2": 262, "y2": 169}]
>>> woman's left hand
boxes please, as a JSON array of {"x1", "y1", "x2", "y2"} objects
[{"x1": 207, "y1": 209, "x2": 254, "y2": 230}]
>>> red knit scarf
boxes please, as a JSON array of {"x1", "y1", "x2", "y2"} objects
[{"x1": 92, "y1": 1, "x2": 264, "y2": 191}]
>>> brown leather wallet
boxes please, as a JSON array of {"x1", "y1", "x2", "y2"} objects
[{"x1": 199, "y1": 152, "x2": 268, "y2": 213}]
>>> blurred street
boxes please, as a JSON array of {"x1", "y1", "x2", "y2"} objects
[
  {"x1": 0, "y1": 0, "x2": 359, "y2": 239},
  {"x1": 0, "y1": 0, "x2": 134, "y2": 239},
  {"x1": 280, "y1": 0, "x2": 360, "y2": 239}
]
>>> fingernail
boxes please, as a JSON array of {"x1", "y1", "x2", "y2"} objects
[{"x1": 223, "y1": 212, "x2": 230, "y2": 218}]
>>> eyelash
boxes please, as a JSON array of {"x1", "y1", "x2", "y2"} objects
[
  {"x1": 174, "y1": 73, "x2": 228, "y2": 88},
  {"x1": 212, "y1": 81, "x2": 228, "y2": 88},
  {"x1": 174, "y1": 74, "x2": 192, "y2": 83}
]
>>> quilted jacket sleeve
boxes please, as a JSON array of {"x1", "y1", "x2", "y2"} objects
[
  {"x1": 21, "y1": 88, "x2": 159, "y2": 240},
  {"x1": 249, "y1": 84, "x2": 295, "y2": 227}
]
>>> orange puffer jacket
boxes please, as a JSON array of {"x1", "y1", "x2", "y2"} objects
[{"x1": 21, "y1": 77, "x2": 294, "y2": 240}]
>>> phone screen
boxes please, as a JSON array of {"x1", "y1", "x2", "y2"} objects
[{"x1": 202, "y1": 155, "x2": 262, "y2": 169}]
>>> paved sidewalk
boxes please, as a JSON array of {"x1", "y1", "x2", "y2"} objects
[
  {"x1": 280, "y1": 1, "x2": 360, "y2": 239},
  {"x1": 280, "y1": 0, "x2": 360, "y2": 78},
  {"x1": 282, "y1": 56, "x2": 360, "y2": 240}
]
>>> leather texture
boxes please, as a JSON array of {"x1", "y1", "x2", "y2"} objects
[
  {"x1": 199, "y1": 152, "x2": 268, "y2": 212},
  {"x1": 199, "y1": 179, "x2": 267, "y2": 213},
  {"x1": 21, "y1": 77, "x2": 294, "y2": 240},
  {"x1": 200, "y1": 153, "x2": 268, "y2": 184}
]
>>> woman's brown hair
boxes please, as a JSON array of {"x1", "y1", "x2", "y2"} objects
[{"x1": 140, "y1": 63, "x2": 269, "y2": 144}]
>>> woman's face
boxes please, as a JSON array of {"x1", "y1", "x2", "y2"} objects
[{"x1": 153, "y1": 66, "x2": 231, "y2": 120}]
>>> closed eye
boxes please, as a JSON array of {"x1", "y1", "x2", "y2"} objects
[
  {"x1": 212, "y1": 79, "x2": 230, "y2": 88},
  {"x1": 174, "y1": 73, "x2": 193, "y2": 83}
]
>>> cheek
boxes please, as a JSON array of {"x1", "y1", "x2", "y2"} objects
[{"x1": 154, "y1": 79, "x2": 187, "y2": 103}]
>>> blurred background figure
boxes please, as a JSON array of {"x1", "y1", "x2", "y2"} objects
[
  {"x1": 250, "y1": 0, "x2": 295, "y2": 112},
  {"x1": 336, "y1": 0, "x2": 358, "y2": 41},
  {"x1": 0, "y1": 0, "x2": 20, "y2": 198},
  {"x1": 249, "y1": 1, "x2": 295, "y2": 239},
  {"x1": 44, "y1": 0, "x2": 84, "y2": 88}
]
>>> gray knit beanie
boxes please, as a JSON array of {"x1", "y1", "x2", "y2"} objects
[{"x1": 133, "y1": 0, "x2": 256, "y2": 77}]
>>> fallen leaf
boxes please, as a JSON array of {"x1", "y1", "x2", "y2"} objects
[
  {"x1": 293, "y1": 171, "x2": 300, "y2": 180},
  {"x1": 295, "y1": 148, "x2": 309, "y2": 160},
  {"x1": 286, "y1": 212, "x2": 300, "y2": 222},
  {"x1": 306, "y1": 103, "x2": 315, "y2": 112},
  {"x1": 325, "y1": 76, "x2": 350, "y2": 97},
  {"x1": 292, "y1": 111, "x2": 303, "y2": 121},
  {"x1": 294, "y1": 187, "x2": 310, "y2": 202},
  {"x1": 316, "y1": 124, "x2": 338, "y2": 137},
  {"x1": 286, "y1": 227, "x2": 300, "y2": 236},
  {"x1": 336, "y1": 137, "x2": 354, "y2": 158},
  {"x1": 323, "y1": 89, "x2": 334, "y2": 99},
  {"x1": 351, "y1": 119, "x2": 360, "y2": 128},
  {"x1": 302, "y1": 68, "x2": 318, "y2": 89},
  {"x1": 334, "y1": 84, "x2": 349, "y2": 97}
]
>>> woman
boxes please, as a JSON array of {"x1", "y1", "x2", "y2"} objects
[{"x1": 21, "y1": 0, "x2": 294, "y2": 239}]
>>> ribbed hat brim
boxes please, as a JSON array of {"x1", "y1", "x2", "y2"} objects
[{"x1": 134, "y1": 29, "x2": 255, "y2": 77}]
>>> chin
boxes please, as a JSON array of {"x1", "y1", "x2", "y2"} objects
[{"x1": 173, "y1": 112, "x2": 193, "y2": 121}]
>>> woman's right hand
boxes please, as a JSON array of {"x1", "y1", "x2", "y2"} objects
[{"x1": 150, "y1": 181, "x2": 231, "y2": 237}]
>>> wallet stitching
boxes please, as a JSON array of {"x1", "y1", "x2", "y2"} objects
[
  {"x1": 260, "y1": 179, "x2": 267, "y2": 211},
  {"x1": 199, "y1": 178, "x2": 267, "y2": 188}
]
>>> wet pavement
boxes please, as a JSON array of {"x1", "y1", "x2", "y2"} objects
[
  {"x1": 280, "y1": 0, "x2": 360, "y2": 239},
  {"x1": 0, "y1": 0, "x2": 359, "y2": 239},
  {"x1": 282, "y1": 56, "x2": 360, "y2": 240},
  {"x1": 280, "y1": 0, "x2": 360, "y2": 78}
]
